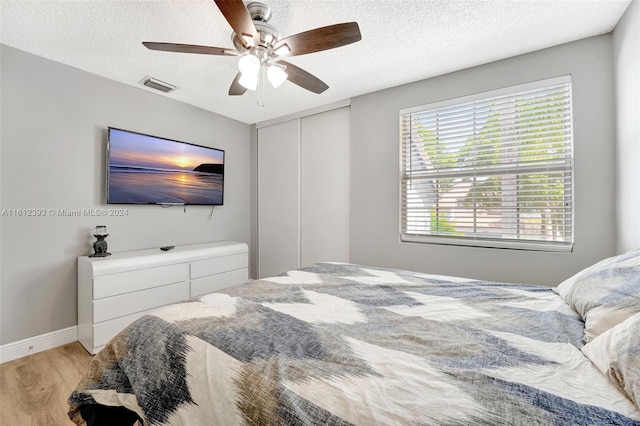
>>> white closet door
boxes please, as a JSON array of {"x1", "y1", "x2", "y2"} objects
[
  {"x1": 301, "y1": 107, "x2": 350, "y2": 266},
  {"x1": 257, "y1": 119, "x2": 300, "y2": 278}
]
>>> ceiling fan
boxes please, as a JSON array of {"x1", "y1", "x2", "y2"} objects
[{"x1": 142, "y1": 0, "x2": 362, "y2": 99}]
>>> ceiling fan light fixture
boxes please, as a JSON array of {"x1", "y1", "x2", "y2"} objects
[
  {"x1": 238, "y1": 72, "x2": 258, "y2": 91},
  {"x1": 238, "y1": 54, "x2": 260, "y2": 75},
  {"x1": 267, "y1": 64, "x2": 287, "y2": 88}
]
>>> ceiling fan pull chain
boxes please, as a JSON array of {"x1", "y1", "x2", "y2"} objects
[{"x1": 257, "y1": 65, "x2": 266, "y2": 107}]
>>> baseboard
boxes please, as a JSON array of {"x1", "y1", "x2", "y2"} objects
[{"x1": 0, "y1": 326, "x2": 78, "y2": 364}]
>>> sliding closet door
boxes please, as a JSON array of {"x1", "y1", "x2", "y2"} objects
[
  {"x1": 300, "y1": 107, "x2": 350, "y2": 266},
  {"x1": 257, "y1": 105, "x2": 350, "y2": 278},
  {"x1": 257, "y1": 119, "x2": 300, "y2": 278}
]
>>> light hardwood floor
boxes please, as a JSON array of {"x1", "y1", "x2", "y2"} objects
[{"x1": 0, "y1": 342, "x2": 93, "y2": 425}]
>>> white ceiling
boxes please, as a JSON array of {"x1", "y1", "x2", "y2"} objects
[{"x1": 0, "y1": 0, "x2": 631, "y2": 124}]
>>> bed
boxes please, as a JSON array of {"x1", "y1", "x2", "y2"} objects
[{"x1": 69, "y1": 250, "x2": 640, "y2": 425}]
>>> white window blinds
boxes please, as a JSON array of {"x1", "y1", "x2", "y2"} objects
[{"x1": 400, "y1": 76, "x2": 574, "y2": 251}]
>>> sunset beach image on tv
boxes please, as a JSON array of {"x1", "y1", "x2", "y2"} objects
[{"x1": 107, "y1": 128, "x2": 224, "y2": 205}]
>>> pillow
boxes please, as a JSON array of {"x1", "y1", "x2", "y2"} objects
[
  {"x1": 581, "y1": 313, "x2": 640, "y2": 410},
  {"x1": 555, "y1": 249, "x2": 640, "y2": 342}
]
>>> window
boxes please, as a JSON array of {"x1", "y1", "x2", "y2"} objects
[{"x1": 400, "y1": 76, "x2": 574, "y2": 252}]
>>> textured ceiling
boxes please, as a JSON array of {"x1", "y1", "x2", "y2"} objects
[{"x1": 0, "y1": 0, "x2": 631, "y2": 124}]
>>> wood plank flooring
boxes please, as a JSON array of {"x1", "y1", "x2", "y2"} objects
[{"x1": 0, "y1": 342, "x2": 93, "y2": 426}]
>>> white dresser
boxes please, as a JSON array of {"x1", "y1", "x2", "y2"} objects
[{"x1": 78, "y1": 241, "x2": 249, "y2": 354}]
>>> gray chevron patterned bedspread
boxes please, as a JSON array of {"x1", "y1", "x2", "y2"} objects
[{"x1": 68, "y1": 262, "x2": 640, "y2": 425}]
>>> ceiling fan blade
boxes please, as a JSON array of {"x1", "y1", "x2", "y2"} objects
[
  {"x1": 273, "y1": 22, "x2": 361, "y2": 57},
  {"x1": 214, "y1": 0, "x2": 258, "y2": 47},
  {"x1": 142, "y1": 42, "x2": 238, "y2": 56},
  {"x1": 229, "y1": 72, "x2": 248, "y2": 96},
  {"x1": 279, "y1": 60, "x2": 329, "y2": 94}
]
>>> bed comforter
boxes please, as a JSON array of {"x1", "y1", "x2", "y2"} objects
[{"x1": 69, "y1": 262, "x2": 640, "y2": 425}]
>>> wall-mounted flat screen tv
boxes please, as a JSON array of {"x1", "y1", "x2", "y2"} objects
[{"x1": 107, "y1": 127, "x2": 224, "y2": 205}]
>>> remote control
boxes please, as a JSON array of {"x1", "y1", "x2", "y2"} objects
[{"x1": 160, "y1": 246, "x2": 175, "y2": 251}]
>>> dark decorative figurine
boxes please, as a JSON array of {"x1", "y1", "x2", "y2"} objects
[{"x1": 90, "y1": 226, "x2": 111, "y2": 257}]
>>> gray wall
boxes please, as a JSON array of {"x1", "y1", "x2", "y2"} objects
[
  {"x1": 0, "y1": 45, "x2": 251, "y2": 345},
  {"x1": 350, "y1": 35, "x2": 616, "y2": 286},
  {"x1": 613, "y1": 0, "x2": 640, "y2": 253}
]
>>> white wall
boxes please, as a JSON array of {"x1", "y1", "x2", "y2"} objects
[
  {"x1": 350, "y1": 35, "x2": 616, "y2": 286},
  {"x1": 613, "y1": 0, "x2": 640, "y2": 253},
  {"x1": 0, "y1": 45, "x2": 251, "y2": 345}
]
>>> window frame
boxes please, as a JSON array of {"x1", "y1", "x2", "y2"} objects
[{"x1": 399, "y1": 75, "x2": 575, "y2": 252}]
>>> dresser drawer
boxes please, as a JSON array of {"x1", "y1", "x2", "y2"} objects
[
  {"x1": 190, "y1": 268, "x2": 249, "y2": 297},
  {"x1": 93, "y1": 309, "x2": 153, "y2": 348},
  {"x1": 93, "y1": 281, "x2": 189, "y2": 323},
  {"x1": 93, "y1": 263, "x2": 187, "y2": 299},
  {"x1": 190, "y1": 253, "x2": 248, "y2": 280}
]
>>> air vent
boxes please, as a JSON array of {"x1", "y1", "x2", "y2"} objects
[{"x1": 142, "y1": 77, "x2": 176, "y2": 93}]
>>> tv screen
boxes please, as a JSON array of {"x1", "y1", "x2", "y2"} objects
[{"x1": 107, "y1": 127, "x2": 224, "y2": 205}]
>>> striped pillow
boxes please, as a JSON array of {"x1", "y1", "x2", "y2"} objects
[
  {"x1": 556, "y1": 250, "x2": 640, "y2": 342},
  {"x1": 581, "y1": 313, "x2": 640, "y2": 409}
]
